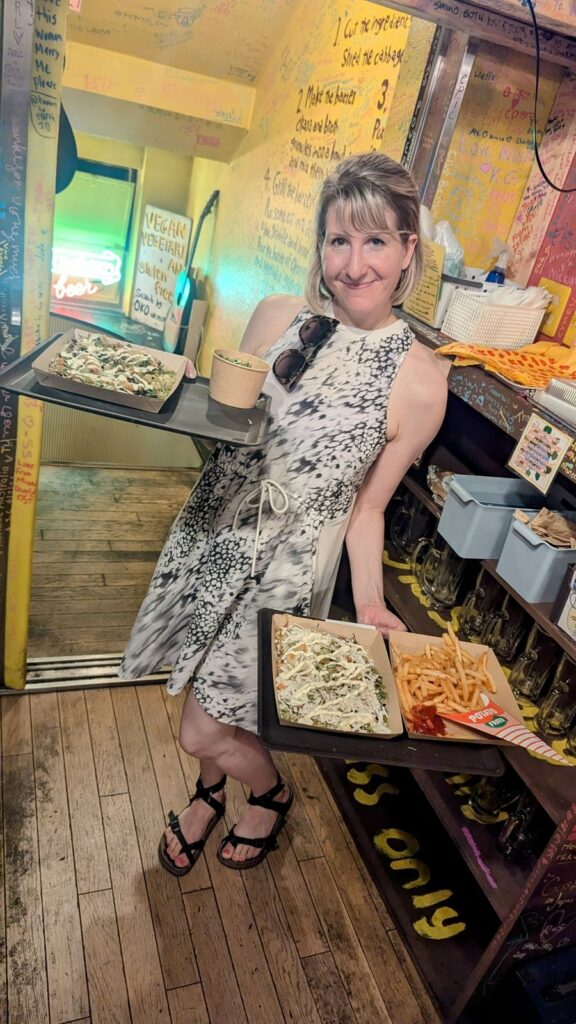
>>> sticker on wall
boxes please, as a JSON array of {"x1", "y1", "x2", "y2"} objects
[
  {"x1": 538, "y1": 278, "x2": 572, "y2": 339},
  {"x1": 508, "y1": 412, "x2": 572, "y2": 494}
]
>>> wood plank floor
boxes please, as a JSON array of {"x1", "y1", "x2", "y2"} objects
[
  {"x1": 5, "y1": 466, "x2": 442, "y2": 1024},
  {"x1": 29, "y1": 466, "x2": 196, "y2": 658},
  {"x1": 1, "y1": 687, "x2": 441, "y2": 1024}
]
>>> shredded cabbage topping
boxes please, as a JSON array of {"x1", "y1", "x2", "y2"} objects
[
  {"x1": 274, "y1": 625, "x2": 388, "y2": 734},
  {"x1": 49, "y1": 331, "x2": 177, "y2": 399}
]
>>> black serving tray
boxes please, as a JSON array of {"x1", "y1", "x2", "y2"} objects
[
  {"x1": 0, "y1": 335, "x2": 270, "y2": 447},
  {"x1": 258, "y1": 608, "x2": 505, "y2": 775}
]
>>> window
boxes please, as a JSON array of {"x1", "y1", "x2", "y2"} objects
[{"x1": 51, "y1": 158, "x2": 136, "y2": 308}]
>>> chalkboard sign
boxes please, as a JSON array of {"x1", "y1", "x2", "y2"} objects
[{"x1": 130, "y1": 205, "x2": 191, "y2": 332}]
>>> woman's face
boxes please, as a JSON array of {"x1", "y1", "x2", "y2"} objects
[{"x1": 321, "y1": 204, "x2": 417, "y2": 328}]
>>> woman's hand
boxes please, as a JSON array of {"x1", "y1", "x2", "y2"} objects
[
  {"x1": 185, "y1": 359, "x2": 197, "y2": 379},
  {"x1": 355, "y1": 602, "x2": 407, "y2": 638}
]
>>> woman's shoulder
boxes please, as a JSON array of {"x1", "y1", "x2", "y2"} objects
[
  {"x1": 253, "y1": 293, "x2": 306, "y2": 323},
  {"x1": 402, "y1": 336, "x2": 450, "y2": 403},
  {"x1": 240, "y1": 294, "x2": 306, "y2": 355}
]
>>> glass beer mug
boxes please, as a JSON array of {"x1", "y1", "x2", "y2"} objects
[
  {"x1": 534, "y1": 655, "x2": 576, "y2": 738},
  {"x1": 467, "y1": 771, "x2": 522, "y2": 825},
  {"x1": 388, "y1": 492, "x2": 434, "y2": 561},
  {"x1": 412, "y1": 533, "x2": 465, "y2": 610},
  {"x1": 508, "y1": 623, "x2": 560, "y2": 701},
  {"x1": 458, "y1": 568, "x2": 502, "y2": 641},
  {"x1": 479, "y1": 593, "x2": 530, "y2": 664}
]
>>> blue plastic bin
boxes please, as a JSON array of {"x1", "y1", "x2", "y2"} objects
[
  {"x1": 496, "y1": 511, "x2": 576, "y2": 604},
  {"x1": 438, "y1": 476, "x2": 545, "y2": 560}
]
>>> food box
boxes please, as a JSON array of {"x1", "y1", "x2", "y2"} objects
[
  {"x1": 271, "y1": 612, "x2": 403, "y2": 738},
  {"x1": 32, "y1": 329, "x2": 187, "y2": 413},
  {"x1": 388, "y1": 630, "x2": 523, "y2": 744}
]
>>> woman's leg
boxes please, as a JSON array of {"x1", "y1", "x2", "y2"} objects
[
  {"x1": 166, "y1": 689, "x2": 290, "y2": 866},
  {"x1": 163, "y1": 751, "x2": 226, "y2": 868}
]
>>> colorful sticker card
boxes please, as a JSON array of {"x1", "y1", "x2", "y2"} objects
[{"x1": 508, "y1": 413, "x2": 572, "y2": 494}]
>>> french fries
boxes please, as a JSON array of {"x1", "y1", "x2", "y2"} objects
[{"x1": 392, "y1": 625, "x2": 496, "y2": 724}]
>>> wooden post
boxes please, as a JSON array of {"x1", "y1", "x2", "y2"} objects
[{"x1": 1, "y1": 0, "x2": 68, "y2": 688}]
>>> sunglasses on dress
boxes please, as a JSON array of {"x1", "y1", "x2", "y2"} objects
[{"x1": 272, "y1": 315, "x2": 339, "y2": 392}]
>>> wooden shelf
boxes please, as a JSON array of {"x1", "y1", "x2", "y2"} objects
[
  {"x1": 403, "y1": 473, "x2": 576, "y2": 659},
  {"x1": 501, "y1": 747, "x2": 575, "y2": 826},
  {"x1": 382, "y1": 528, "x2": 574, "y2": 826},
  {"x1": 482, "y1": 560, "x2": 576, "y2": 662},
  {"x1": 402, "y1": 311, "x2": 576, "y2": 487},
  {"x1": 411, "y1": 768, "x2": 539, "y2": 921},
  {"x1": 317, "y1": 757, "x2": 498, "y2": 1022}
]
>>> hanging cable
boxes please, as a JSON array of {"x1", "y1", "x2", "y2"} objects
[{"x1": 524, "y1": 0, "x2": 576, "y2": 193}]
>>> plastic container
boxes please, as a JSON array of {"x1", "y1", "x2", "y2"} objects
[
  {"x1": 496, "y1": 511, "x2": 576, "y2": 604},
  {"x1": 438, "y1": 476, "x2": 545, "y2": 559},
  {"x1": 209, "y1": 349, "x2": 270, "y2": 409},
  {"x1": 441, "y1": 291, "x2": 546, "y2": 349}
]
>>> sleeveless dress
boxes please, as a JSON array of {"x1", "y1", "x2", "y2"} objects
[{"x1": 119, "y1": 307, "x2": 415, "y2": 731}]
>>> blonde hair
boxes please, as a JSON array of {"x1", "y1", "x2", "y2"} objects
[{"x1": 305, "y1": 153, "x2": 422, "y2": 311}]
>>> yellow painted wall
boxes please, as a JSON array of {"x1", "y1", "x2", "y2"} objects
[
  {"x1": 191, "y1": 0, "x2": 414, "y2": 368},
  {"x1": 64, "y1": 41, "x2": 254, "y2": 129},
  {"x1": 75, "y1": 132, "x2": 144, "y2": 171},
  {"x1": 189, "y1": 1, "x2": 564, "y2": 362},
  {"x1": 384, "y1": 18, "x2": 436, "y2": 163},
  {"x1": 432, "y1": 43, "x2": 562, "y2": 269}
]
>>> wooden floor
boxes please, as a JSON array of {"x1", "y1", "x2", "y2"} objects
[
  {"x1": 3, "y1": 466, "x2": 442, "y2": 1024},
  {"x1": 29, "y1": 466, "x2": 195, "y2": 658}
]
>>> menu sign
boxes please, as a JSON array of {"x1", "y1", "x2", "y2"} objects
[{"x1": 130, "y1": 205, "x2": 191, "y2": 332}]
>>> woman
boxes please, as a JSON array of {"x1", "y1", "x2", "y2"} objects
[{"x1": 120, "y1": 152, "x2": 448, "y2": 873}]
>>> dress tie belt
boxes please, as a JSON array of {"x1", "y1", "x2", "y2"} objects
[{"x1": 232, "y1": 478, "x2": 291, "y2": 577}]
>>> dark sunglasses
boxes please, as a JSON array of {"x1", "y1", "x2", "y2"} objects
[{"x1": 273, "y1": 315, "x2": 339, "y2": 392}]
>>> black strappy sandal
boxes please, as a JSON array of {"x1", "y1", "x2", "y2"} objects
[
  {"x1": 216, "y1": 772, "x2": 293, "y2": 870},
  {"x1": 158, "y1": 774, "x2": 226, "y2": 877}
]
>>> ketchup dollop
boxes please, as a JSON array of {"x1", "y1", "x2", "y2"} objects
[{"x1": 410, "y1": 703, "x2": 446, "y2": 736}]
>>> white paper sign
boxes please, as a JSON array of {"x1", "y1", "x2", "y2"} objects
[{"x1": 130, "y1": 205, "x2": 191, "y2": 331}]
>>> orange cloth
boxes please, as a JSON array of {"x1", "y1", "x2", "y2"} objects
[{"x1": 436, "y1": 340, "x2": 576, "y2": 389}]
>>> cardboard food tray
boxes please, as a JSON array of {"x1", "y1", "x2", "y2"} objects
[
  {"x1": 272, "y1": 613, "x2": 406, "y2": 739},
  {"x1": 388, "y1": 631, "x2": 524, "y2": 744},
  {"x1": 257, "y1": 610, "x2": 505, "y2": 773},
  {"x1": 31, "y1": 329, "x2": 187, "y2": 413}
]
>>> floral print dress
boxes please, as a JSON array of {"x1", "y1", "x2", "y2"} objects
[{"x1": 119, "y1": 308, "x2": 415, "y2": 731}]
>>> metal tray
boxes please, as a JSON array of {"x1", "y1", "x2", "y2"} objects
[
  {"x1": 257, "y1": 609, "x2": 504, "y2": 774},
  {"x1": 0, "y1": 335, "x2": 270, "y2": 447}
]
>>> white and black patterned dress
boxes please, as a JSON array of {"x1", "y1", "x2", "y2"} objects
[{"x1": 119, "y1": 308, "x2": 415, "y2": 731}]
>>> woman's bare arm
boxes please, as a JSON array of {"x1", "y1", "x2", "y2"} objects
[
  {"x1": 240, "y1": 294, "x2": 304, "y2": 357},
  {"x1": 346, "y1": 350, "x2": 448, "y2": 634}
]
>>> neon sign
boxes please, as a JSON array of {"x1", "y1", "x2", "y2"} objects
[
  {"x1": 52, "y1": 247, "x2": 123, "y2": 285},
  {"x1": 53, "y1": 276, "x2": 99, "y2": 300},
  {"x1": 51, "y1": 246, "x2": 124, "y2": 303}
]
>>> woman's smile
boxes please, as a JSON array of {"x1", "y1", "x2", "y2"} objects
[{"x1": 321, "y1": 205, "x2": 417, "y2": 330}]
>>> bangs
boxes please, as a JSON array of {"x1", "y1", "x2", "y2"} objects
[{"x1": 329, "y1": 191, "x2": 398, "y2": 236}]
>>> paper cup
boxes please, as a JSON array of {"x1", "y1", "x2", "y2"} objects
[{"x1": 209, "y1": 348, "x2": 270, "y2": 409}]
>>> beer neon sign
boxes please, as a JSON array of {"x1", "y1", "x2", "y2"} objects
[{"x1": 51, "y1": 246, "x2": 123, "y2": 302}]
